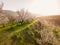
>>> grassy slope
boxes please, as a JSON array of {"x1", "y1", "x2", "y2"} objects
[
  {"x1": 0, "y1": 20, "x2": 38, "y2": 45},
  {"x1": 0, "y1": 19, "x2": 60, "y2": 45}
]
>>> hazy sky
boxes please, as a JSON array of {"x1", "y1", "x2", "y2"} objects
[{"x1": 1, "y1": 0, "x2": 60, "y2": 15}]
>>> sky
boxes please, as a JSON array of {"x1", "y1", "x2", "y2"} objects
[{"x1": 1, "y1": 0, "x2": 60, "y2": 16}]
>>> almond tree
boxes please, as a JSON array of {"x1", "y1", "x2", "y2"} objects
[{"x1": 16, "y1": 9, "x2": 34, "y2": 23}]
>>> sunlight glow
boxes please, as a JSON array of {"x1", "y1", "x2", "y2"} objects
[{"x1": 28, "y1": 0, "x2": 60, "y2": 16}]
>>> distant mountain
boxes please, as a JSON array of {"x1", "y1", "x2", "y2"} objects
[{"x1": 39, "y1": 15, "x2": 60, "y2": 27}]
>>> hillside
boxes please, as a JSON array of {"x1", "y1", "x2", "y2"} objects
[
  {"x1": 0, "y1": 10, "x2": 60, "y2": 45},
  {"x1": 0, "y1": 18, "x2": 60, "y2": 45}
]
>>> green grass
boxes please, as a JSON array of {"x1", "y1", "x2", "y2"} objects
[{"x1": 0, "y1": 20, "x2": 38, "y2": 45}]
